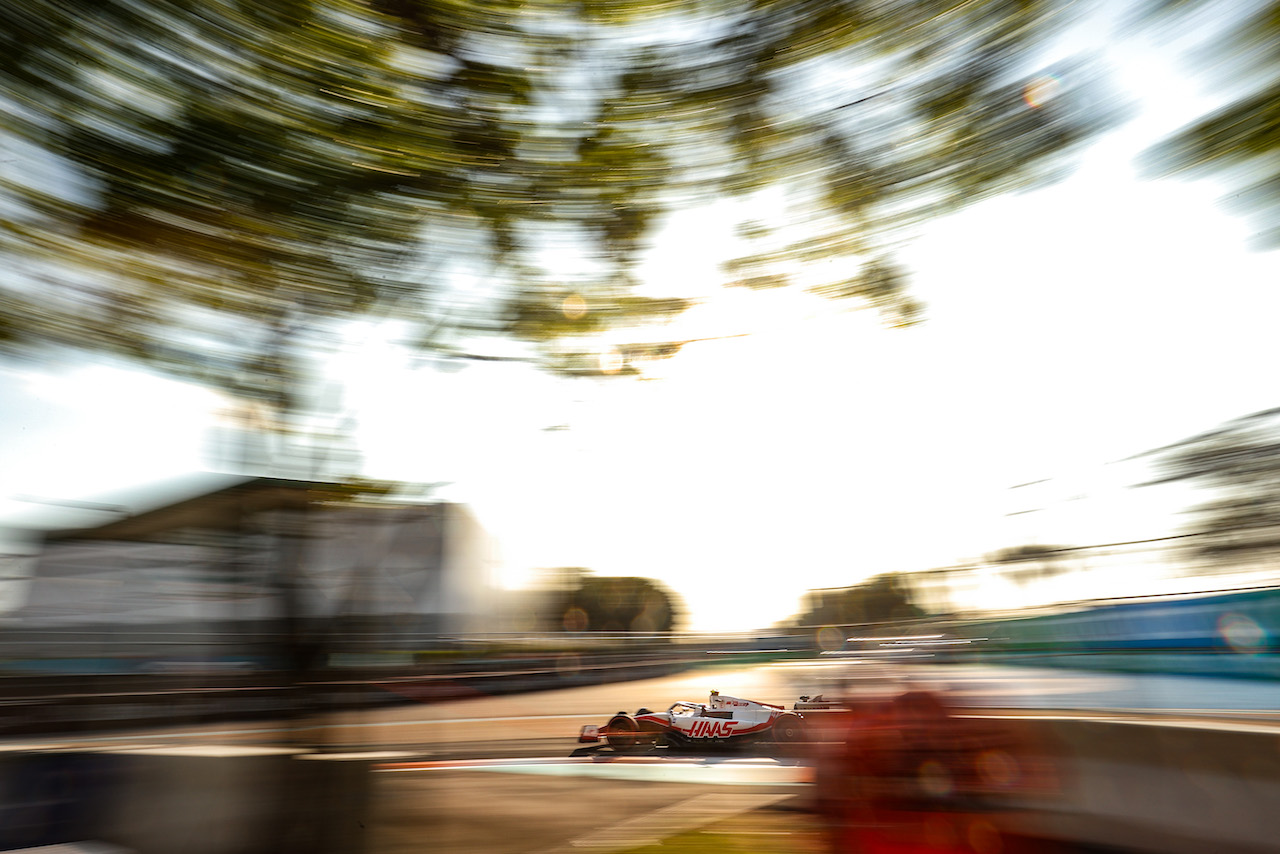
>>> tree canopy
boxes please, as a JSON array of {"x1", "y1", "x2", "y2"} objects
[
  {"x1": 984, "y1": 543, "x2": 1075, "y2": 585},
  {"x1": 0, "y1": 0, "x2": 1127, "y2": 415},
  {"x1": 1137, "y1": 0, "x2": 1280, "y2": 249},
  {"x1": 796, "y1": 573, "x2": 926, "y2": 626},
  {"x1": 1146, "y1": 407, "x2": 1280, "y2": 566},
  {"x1": 540, "y1": 569, "x2": 682, "y2": 633}
]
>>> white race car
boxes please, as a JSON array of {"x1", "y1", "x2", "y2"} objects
[{"x1": 579, "y1": 690, "x2": 806, "y2": 750}]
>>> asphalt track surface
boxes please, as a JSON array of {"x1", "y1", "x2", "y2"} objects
[
  {"x1": 7, "y1": 660, "x2": 1278, "y2": 853},
  {"x1": 361, "y1": 659, "x2": 1231, "y2": 854}
]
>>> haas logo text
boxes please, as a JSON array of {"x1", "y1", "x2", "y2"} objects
[{"x1": 688, "y1": 719, "x2": 738, "y2": 738}]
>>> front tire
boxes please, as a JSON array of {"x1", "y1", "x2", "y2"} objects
[{"x1": 606, "y1": 714, "x2": 641, "y2": 751}]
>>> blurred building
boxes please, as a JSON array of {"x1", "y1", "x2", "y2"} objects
[{"x1": 0, "y1": 475, "x2": 495, "y2": 672}]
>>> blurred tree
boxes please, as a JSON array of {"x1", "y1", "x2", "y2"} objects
[
  {"x1": 0, "y1": 0, "x2": 1128, "y2": 417},
  {"x1": 0, "y1": 0, "x2": 1131, "y2": 750},
  {"x1": 543, "y1": 569, "x2": 682, "y2": 633},
  {"x1": 1145, "y1": 407, "x2": 1280, "y2": 567},
  {"x1": 1138, "y1": 0, "x2": 1280, "y2": 249},
  {"x1": 798, "y1": 573, "x2": 926, "y2": 625},
  {"x1": 984, "y1": 543, "x2": 1075, "y2": 584}
]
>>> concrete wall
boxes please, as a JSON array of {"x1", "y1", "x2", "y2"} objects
[
  {"x1": 994, "y1": 715, "x2": 1280, "y2": 854},
  {"x1": 0, "y1": 746, "x2": 375, "y2": 854}
]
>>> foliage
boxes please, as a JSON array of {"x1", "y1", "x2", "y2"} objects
[
  {"x1": 541, "y1": 568, "x2": 683, "y2": 632},
  {"x1": 984, "y1": 542, "x2": 1075, "y2": 584},
  {"x1": 0, "y1": 0, "x2": 1127, "y2": 407},
  {"x1": 1138, "y1": 0, "x2": 1280, "y2": 249},
  {"x1": 1146, "y1": 407, "x2": 1280, "y2": 564},
  {"x1": 797, "y1": 572, "x2": 925, "y2": 625}
]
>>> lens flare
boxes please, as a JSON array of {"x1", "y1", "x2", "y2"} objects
[
  {"x1": 562, "y1": 293, "x2": 588, "y2": 320},
  {"x1": 918, "y1": 760, "x2": 955, "y2": 798},
  {"x1": 978, "y1": 749, "x2": 1019, "y2": 788},
  {"x1": 1023, "y1": 75, "x2": 1061, "y2": 108},
  {"x1": 562, "y1": 606, "x2": 589, "y2": 631},
  {"x1": 1219, "y1": 612, "x2": 1267, "y2": 652},
  {"x1": 598, "y1": 347, "x2": 624, "y2": 374},
  {"x1": 816, "y1": 626, "x2": 845, "y2": 651}
]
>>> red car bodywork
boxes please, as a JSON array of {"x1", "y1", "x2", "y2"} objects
[{"x1": 813, "y1": 690, "x2": 1060, "y2": 853}]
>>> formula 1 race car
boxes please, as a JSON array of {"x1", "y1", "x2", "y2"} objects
[{"x1": 578, "y1": 690, "x2": 807, "y2": 750}]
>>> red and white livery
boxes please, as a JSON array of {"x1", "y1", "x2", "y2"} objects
[{"x1": 579, "y1": 690, "x2": 806, "y2": 749}]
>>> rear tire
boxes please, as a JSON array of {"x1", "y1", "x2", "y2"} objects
[{"x1": 773, "y1": 713, "x2": 805, "y2": 743}]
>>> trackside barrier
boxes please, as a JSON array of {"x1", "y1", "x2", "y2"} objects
[
  {"x1": 0, "y1": 746, "x2": 376, "y2": 854},
  {"x1": 0, "y1": 652, "x2": 707, "y2": 737},
  {"x1": 993, "y1": 714, "x2": 1280, "y2": 854}
]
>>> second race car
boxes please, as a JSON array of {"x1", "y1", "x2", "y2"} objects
[{"x1": 578, "y1": 690, "x2": 807, "y2": 750}]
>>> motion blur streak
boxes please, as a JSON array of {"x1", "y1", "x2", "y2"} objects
[{"x1": 2, "y1": 0, "x2": 1280, "y2": 853}]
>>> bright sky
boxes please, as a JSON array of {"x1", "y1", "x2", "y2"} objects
[{"x1": 3, "y1": 15, "x2": 1279, "y2": 631}]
